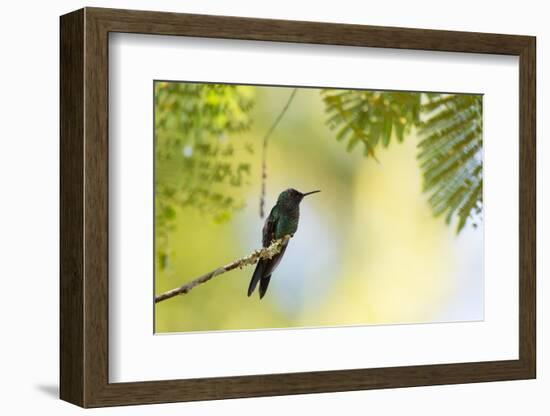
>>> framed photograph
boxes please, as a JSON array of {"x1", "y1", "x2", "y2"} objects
[{"x1": 60, "y1": 7, "x2": 536, "y2": 407}]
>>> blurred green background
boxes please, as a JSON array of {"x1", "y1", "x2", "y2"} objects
[{"x1": 154, "y1": 82, "x2": 483, "y2": 333}]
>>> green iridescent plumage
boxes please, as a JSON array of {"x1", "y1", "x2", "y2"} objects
[{"x1": 248, "y1": 188, "x2": 320, "y2": 299}]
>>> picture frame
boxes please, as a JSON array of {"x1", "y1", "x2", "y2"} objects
[{"x1": 60, "y1": 7, "x2": 536, "y2": 408}]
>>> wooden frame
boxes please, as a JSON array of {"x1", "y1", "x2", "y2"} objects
[{"x1": 60, "y1": 7, "x2": 536, "y2": 408}]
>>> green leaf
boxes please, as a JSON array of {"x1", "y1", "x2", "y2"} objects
[
  {"x1": 347, "y1": 137, "x2": 360, "y2": 152},
  {"x1": 382, "y1": 117, "x2": 393, "y2": 147}
]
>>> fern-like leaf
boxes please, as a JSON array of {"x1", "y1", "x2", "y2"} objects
[
  {"x1": 323, "y1": 89, "x2": 483, "y2": 234},
  {"x1": 322, "y1": 89, "x2": 421, "y2": 161},
  {"x1": 418, "y1": 94, "x2": 483, "y2": 233}
]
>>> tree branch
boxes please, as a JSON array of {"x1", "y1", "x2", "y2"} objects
[
  {"x1": 259, "y1": 88, "x2": 298, "y2": 218},
  {"x1": 155, "y1": 235, "x2": 291, "y2": 303}
]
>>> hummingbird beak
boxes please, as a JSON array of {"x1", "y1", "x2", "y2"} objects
[{"x1": 301, "y1": 190, "x2": 321, "y2": 198}]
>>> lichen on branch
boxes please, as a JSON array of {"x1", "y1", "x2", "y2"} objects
[{"x1": 155, "y1": 235, "x2": 291, "y2": 303}]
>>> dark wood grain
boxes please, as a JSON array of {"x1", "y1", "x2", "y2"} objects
[
  {"x1": 59, "y1": 8, "x2": 84, "y2": 406},
  {"x1": 83, "y1": 9, "x2": 110, "y2": 406},
  {"x1": 88, "y1": 7, "x2": 532, "y2": 55},
  {"x1": 60, "y1": 7, "x2": 537, "y2": 408},
  {"x1": 518, "y1": 38, "x2": 537, "y2": 376}
]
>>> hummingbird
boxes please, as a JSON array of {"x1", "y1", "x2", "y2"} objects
[{"x1": 248, "y1": 188, "x2": 321, "y2": 299}]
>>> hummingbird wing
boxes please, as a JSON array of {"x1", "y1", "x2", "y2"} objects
[
  {"x1": 258, "y1": 242, "x2": 288, "y2": 299},
  {"x1": 248, "y1": 206, "x2": 282, "y2": 297},
  {"x1": 261, "y1": 206, "x2": 278, "y2": 247}
]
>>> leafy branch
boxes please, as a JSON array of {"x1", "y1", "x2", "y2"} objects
[
  {"x1": 155, "y1": 235, "x2": 291, "y2": 303},
  {"x1": 419, "y1": 94, "x2": 483, "y2": 231},
  {"x1": 155, "y1": 82, "x2": 256, "y2": 269},
  {"x1": 322, "y1": 89, "x2": 483, "y2": 233},
  {"x1": 322, "y1": 90, "x2": 420, "y2": 160}
]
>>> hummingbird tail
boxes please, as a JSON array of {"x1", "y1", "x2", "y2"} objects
[
  {"x1": 247, "y1": 260, "x2": 265, "y2": 297},
  {"x1": 258, "y1": 274, "x2": 272, "y2": 299}
]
